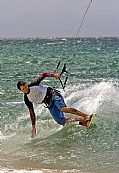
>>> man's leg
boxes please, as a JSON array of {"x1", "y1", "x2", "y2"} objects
[
  {"x1": 61, "y1": 107, "x2": 90, "y2": 119},
  {"x1": 66, "y1": 116, "x2": 85, "y2": 123},
  {"x1": 65, "y1": 117, "x2": 90, "y2": 127}
]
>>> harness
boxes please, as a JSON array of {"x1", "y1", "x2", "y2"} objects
[{"x1": 42, "y1": 87, "x2": 61, "y2": 107}]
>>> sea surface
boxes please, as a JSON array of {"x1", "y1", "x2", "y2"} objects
[{"x1": 0, "y1": 37, "x2": 119, "y2": 173}]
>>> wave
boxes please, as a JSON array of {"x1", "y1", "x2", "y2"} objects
[
  {"x1": 2, "y1": 81, "x2": 119, "y2": 138},
  {"x1": 64, "y1": 81, "x2": 119, "y2": 116},
  {"x1": 1, "y1": 81, "x2": 119, "y2": 143},
  {"x1": 1, "y1": 80, "x2": 119, "y2": 173}
]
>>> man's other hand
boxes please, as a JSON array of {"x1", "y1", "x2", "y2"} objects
[{"x1": 31, "y1": 126, "x2": 36, "y2": 138}]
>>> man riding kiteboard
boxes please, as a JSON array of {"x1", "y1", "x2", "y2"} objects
[{"x1": 17, "y1": 64, "x2": 93, "y2": 138}]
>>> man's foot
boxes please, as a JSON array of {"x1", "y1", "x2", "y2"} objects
[
  {"x1": 79, "y1": 114, "x2": 94, "y2": 127},
  {"x1": 79, "y1": 118, "x2": 89, "y2": 127},
  {"x1": 84, "y1": 114, "x2": 95, "y2": 127}
]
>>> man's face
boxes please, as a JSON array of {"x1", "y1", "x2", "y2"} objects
[{"x1": 20, "y1": 83, "x2": 29, "y2": 94}]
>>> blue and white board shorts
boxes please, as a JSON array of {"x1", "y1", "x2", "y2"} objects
[{"x1": 48, "y1": 92, "x2": 66, "y2": 126}]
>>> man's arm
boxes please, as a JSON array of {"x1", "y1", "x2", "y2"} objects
[
  {"x1": 24, "y1": 94, "x2": 36, "y2": 138},
  {"x1": 28, "y1": 71, "x2": 60, "y2": 87}
]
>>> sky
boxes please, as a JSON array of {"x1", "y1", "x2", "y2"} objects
[{"x1": 0, "y1": 0, "x2": 119, "y2": 38}]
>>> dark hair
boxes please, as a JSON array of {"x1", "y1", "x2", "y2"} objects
[{"x1": 17, "y1": 81, "x2": 26, "y2": 90}]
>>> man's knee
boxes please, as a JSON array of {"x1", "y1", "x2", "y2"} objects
[{"x1": 61, "y1": 106, "x2": 68, "y2": 112}]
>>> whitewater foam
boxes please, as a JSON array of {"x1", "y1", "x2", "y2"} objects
[{"x1": 64, "y1": 81, "x2": 119, "y2": 115}]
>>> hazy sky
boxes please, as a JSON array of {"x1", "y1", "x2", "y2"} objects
[{"x1": 0, "y1": 0, "x2": 119, "y2": 38}]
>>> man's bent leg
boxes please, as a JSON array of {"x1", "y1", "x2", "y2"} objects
[
  {"x1": 66, "y1": 116, "x2": 84, "y2": 124},
  {"x1": 61, "y1": 107, "x2": 90, "y2": 119}
]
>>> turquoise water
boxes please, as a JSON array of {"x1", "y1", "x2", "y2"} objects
[{"x1": 0, "y1": 38, "x2": 119, "y2": 173}]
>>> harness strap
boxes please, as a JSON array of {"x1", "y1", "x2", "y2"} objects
[{"x1": 42, "y1": 87, "x2": 60, "y2": 107}]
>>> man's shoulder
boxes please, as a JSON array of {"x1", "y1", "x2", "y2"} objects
[
  {"x1": 24, "y1": 93, "x2": 27, "y2": 98},
  {"x1": 24, "y1": 93, "x2": 29, "y2": 102}
]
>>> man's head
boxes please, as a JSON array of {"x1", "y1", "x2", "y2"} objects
[{"x1": 17, "y1": 81, "x2": 29, "y2": 94}]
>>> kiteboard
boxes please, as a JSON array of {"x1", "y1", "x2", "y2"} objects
[
  {"x1": 78, "y1": 113, "x2": 96, "y2": 127},
  {"x1": 87, "y1": 113, "x2": 96, "y2": 127}
]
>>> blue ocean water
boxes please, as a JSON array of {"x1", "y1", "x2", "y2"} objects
[{"x1": 0, "y1": 38, "x2": 119, "y2": 173}]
